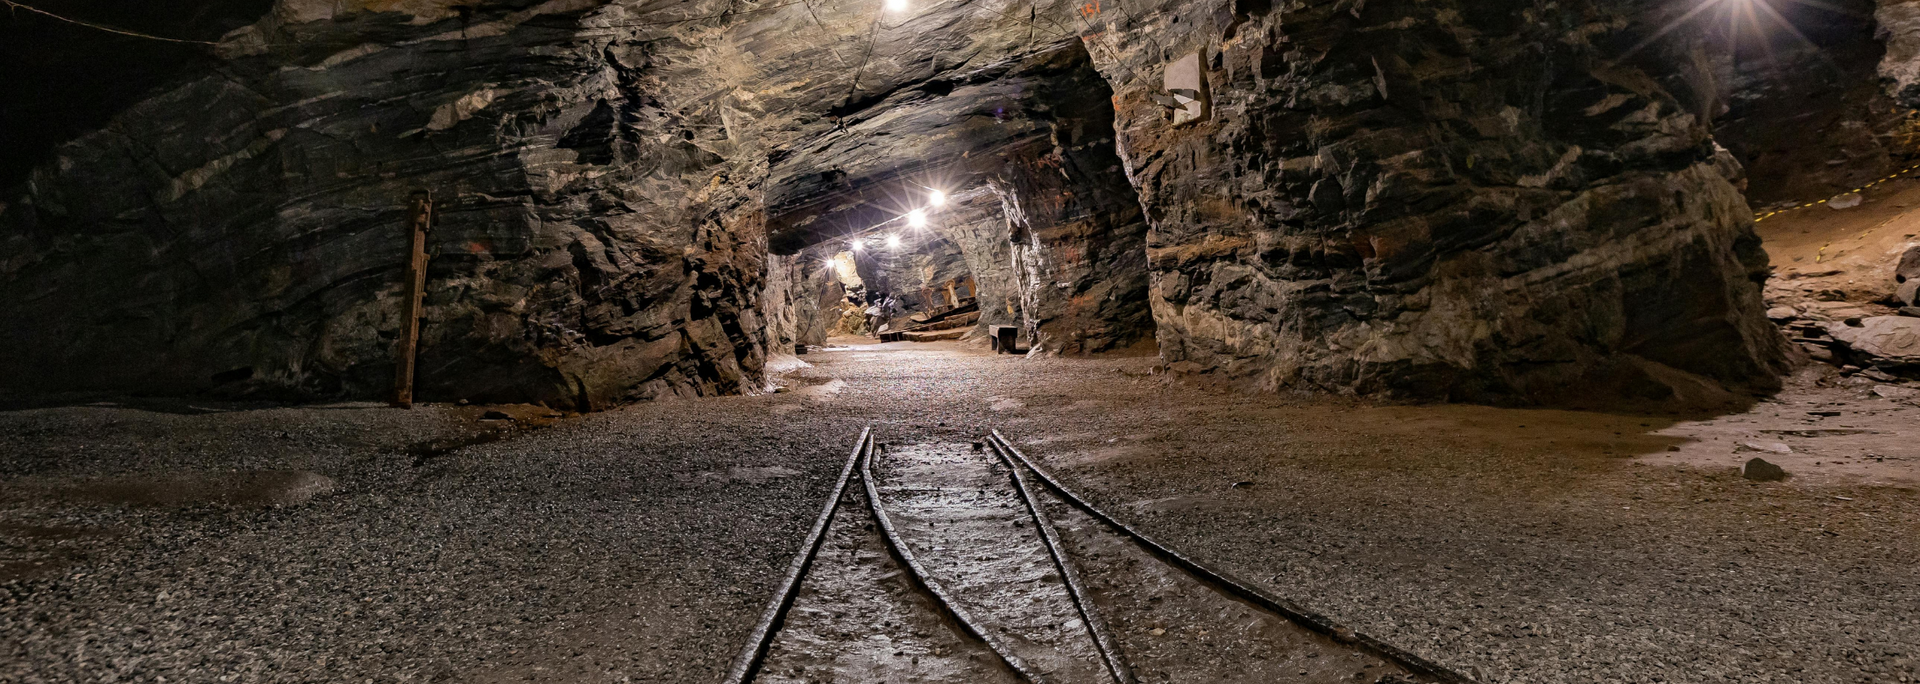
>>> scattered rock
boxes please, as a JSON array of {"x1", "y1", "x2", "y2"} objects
[
  {"x1": 1897, "y1": 246, "x2": 1920, "y2": 285},
  {"x1": 1872, "y1": 385, "x2": 1917, "y2": 400},
  {"x1": 1899, "y1": 306, "x2": 1920, "y2": 318},
  {"x1": 1827, "y1": 192, "x2": 1864, "y2": 209},
  {"x1": 1742, "y1": 457, "x2": 1789, "y2": 482},
  {"x1": 1737, "y1": 441, "x2": 1793, "y2": 454},
  {"x1": 1766, "y1": 306, "x2": 1799, "y2": 321},
  {"x1": 1826, "y1": 316, "x2": 1920, "y2": 373},
  {"x1": 480, "y1": 410, "x2": 512, "y2": 421}
]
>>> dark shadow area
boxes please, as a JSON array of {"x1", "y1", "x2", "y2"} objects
[{"x1": 0, "y1": 0, "x2": 273, "y2": 186}]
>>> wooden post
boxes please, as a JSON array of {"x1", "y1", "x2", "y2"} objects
[
  {"x1": 945, "y1": 280, "x2": 959, "y2": 308},
  {"x1": 392, "y1": 191, "x2": 432, "y2": 408}
]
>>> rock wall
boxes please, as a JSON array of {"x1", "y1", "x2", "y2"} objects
[
  {"x1": 1081, "y1": 0, "x2": 1792, "y2": 404},
  {"x1": 3, "y1": 0, "x2": 1817, "y2": 408},
  {"x1": 0, "y1": 0, "x2": 773, "y2": 409},
  {"x1": 934, "y1": 198, "x2": 1023, "y2": 331},
  {"x1": 761, "y1": 252, "x2": 837, "y2": 353},
  {"x1": 987, "y1": 51, "x2": 1155, "y2": 355},
  {"x1": 1714, "y1": 0, "x2": 1912, "y2": 206}
]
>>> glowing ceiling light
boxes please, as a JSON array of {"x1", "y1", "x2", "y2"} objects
[
  {"x1": 851, "y1": 238, "x2": 865, "y2": 251},
  {"x1": 884, "y1": 0, "x2": 907, "y2": 11},
  {"x1": 928, "y1": 189, "x2": 946, "y2": 207},
  {"x1": 886, "y1": 234, "x2": 902, "y2": 249},
  {"x1": 907, "y1": 208, "x2": 929, "y2": 228}
]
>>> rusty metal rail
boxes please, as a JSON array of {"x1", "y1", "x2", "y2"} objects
[
  {"x1": 860, "y1": 440, "x2": 1053, "y2": 683},
  {"x1": 990, "y1": 438, "x2": 1137, "y2": 684},
  {"x1": 987, "y1": 430, "x2": 1480, "y2": 684},
  {"x1": 721, "y1": 427, "x2": 869, "y2": 684}
]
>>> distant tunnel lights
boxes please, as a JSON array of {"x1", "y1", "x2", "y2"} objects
[
  {"x1": 851, "y1": 238, "x2": 865, "y2": 251},
  {"x1": 887, "y1": 234, "x2": 903, "y2": 249},
  {"x1": 928, "y1": 189, "x2": 946, "y2": 207},
  {"x1": 907, "y1": 208, "x2": 929, "y2": 229}
]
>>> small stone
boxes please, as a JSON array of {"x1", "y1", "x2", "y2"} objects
[
  {"x1": 1827, "y1": 192, "x2": 1863, "y2": 209},
  {"x1": 1766, "y1": 306, "x2": 1798, "y2": 321},
  {"x1": 1737, "y1": 441, "x2": 1792, "y2": 454},
  {"x1": 1742, "y1": 457, "x2": 1789, "y2": 482},
  {"x1": 1900, "y1": 307, "x2": 1920, "y2": 318},
  {"x1": 480, "y1": 410, "x2": 512, "y2": 421},
  {"x1": 1148, "y1": 628, "x2": 1165, "y2": 636}
]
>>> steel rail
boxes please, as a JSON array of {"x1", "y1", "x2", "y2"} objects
[
  {"x1": 989, "y1": 439, "x2": 1138, "y2": 684},
  {"x1": 989, "y1": 430, "x2": 1480, "y2": 684},
  {"x1": 860, "y1": 441, "x2": 1054, "y2": 683},
  {"x1": 721, "y1": 427, "x2": 870, "y2": 684}
]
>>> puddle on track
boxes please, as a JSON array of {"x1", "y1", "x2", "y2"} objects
[
  {"x1": 874, "y1": 443, "x2": 1110, "y2": 683},
  {"x1": 758, "y1": 485, "x2": 1017, "y2": 684}
]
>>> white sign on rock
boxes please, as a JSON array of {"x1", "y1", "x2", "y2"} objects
[{"x1": 1164, "y1": 53, "x2": 1210, "y2": 126}]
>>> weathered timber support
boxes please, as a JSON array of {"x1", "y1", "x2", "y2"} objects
[{"x1": 391, "y1": 191, "x2": 432, "y2": 408}]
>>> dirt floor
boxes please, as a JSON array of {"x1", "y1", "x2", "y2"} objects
[{"x1": 2, "y1": 338, "x2": 1917, "y2": 683}]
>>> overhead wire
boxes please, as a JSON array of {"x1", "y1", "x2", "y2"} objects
[{"x1": 0, "y1": 0, "x2": 221, "y2": 44}]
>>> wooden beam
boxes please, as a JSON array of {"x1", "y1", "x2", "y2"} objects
[{"x1": 392, "y1": 191, "x2": 432, "y2": 408}]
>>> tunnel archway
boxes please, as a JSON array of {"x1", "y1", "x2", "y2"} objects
[{"x1": 760, "y1": 41, "x2": 1157, "y2": 356}]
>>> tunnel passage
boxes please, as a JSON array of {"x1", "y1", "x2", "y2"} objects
[
  {"x1": 761, "y1": 41, "x2": 1155, "y2": 355},
  {"x1": 0, "y1": 0, "x2": 1849, "y2": 411}
]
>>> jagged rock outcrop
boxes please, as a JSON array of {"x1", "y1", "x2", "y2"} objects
[
  {"x1": 0, "y1": 0, "x2": 773, "y2": 409},
  {"x1": 1879, "y1": 0, "x2": 1920, "y2": 106},
  {"x1": 1083, "y1": 0, "x2": 1791, "y2": 404},
  {"x1": 761, "y1": 252, "x2": 838, "y2": 354},
  {"x1": 3, "y1": 0, "x2": 1808, "y2": 408},
  {"x1": 1715, "y1": 0, "x2": 1912, "y2": 205}
]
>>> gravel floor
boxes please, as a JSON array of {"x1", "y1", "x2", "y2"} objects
[{"x1": 3, "y1": 340, "x2": 1917, "y2": 682}]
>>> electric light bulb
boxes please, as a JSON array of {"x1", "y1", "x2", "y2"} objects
[
  {"x1": 851, "y1": 239, "x2": 864, "y2": 251},
  {"x1": 907, "y1": 208, "x2": 928, "y2": 228},
  {"x1": 928, "y1": 189, "x2": 946, "y2": 207},
  {"x1": 884, "y1": 0, "x2": 907, "y2": 11},
  {"x1": 887, "y1": 234, "x2": 902, "y2": 249}
]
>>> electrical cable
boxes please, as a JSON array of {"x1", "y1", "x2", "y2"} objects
[{"x1": 1, "y1": 0, "x2": 221, "y2": 44}]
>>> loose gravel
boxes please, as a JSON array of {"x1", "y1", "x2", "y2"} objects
[{"x1": 2, "y1": 340, "x2": 1915, "y2": 683}]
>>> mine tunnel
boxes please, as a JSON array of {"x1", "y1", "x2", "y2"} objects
[{"x1": 3, "y1": 0, "x2": 1919, "y2": 682}]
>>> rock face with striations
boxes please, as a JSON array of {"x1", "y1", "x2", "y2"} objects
[
  {"x1": 1, "y1": 0, "x2": 1804, "y2": 408},
  {"x1": 0, "y1": 0, "x2": 774, "y2": 409},
  {"x1": 1078, "y1": 0, "x2": 1792, "y2": 404}
]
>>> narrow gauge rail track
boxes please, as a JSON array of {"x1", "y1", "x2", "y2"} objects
[{"x1": 724, "y1": 428, "x2": 1479, "y2": 684}]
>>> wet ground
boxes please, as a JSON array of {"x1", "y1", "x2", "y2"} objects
[
  {"x1": 2, "y1": 338, "x2": 1917, "y2": 682},
  {"x1": 757, "y1": 471, "x2": 1014, "y2": 684},
  {"x1": 873, "y1": 441, "x2": 1108, "y2": 682}
]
